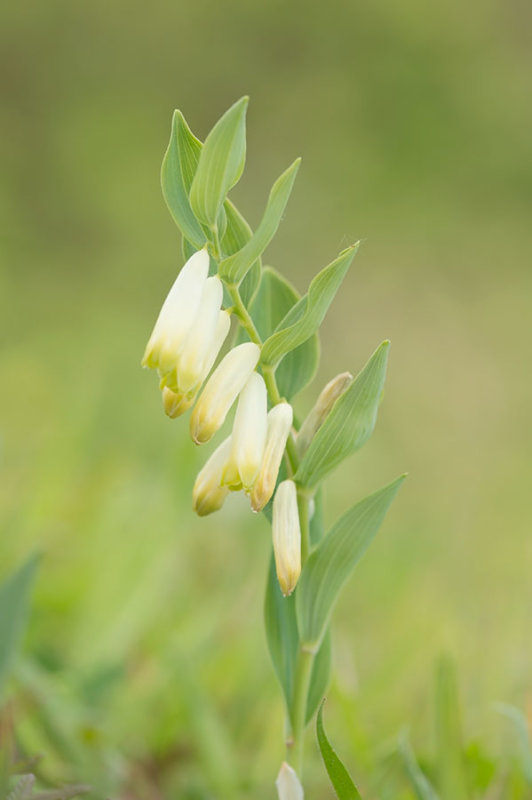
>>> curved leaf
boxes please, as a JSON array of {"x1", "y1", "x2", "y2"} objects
[{"x1": 317, "y1": 702, "x2": 363, "y2": 799}]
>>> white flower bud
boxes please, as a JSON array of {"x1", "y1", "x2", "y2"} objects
[
  {"x1": 192, "y1": 436, "x2": 231, "y2": 516},
  {"x1": 272, "y1": 480, "x2": 301, "y2": 597},
  {"x1": 250, "y1": 402, "x2": 293, "y2": 512},
  {"x1": 142, "y1": 248, "x2": 210, "y2": 374},
  {"x1": 177, "y1": 276, "x2": 226, "y2": 394},
  {"x1": 223, "y1": 372, "x2": 267, "y2": 490},
  {"x1": 296, "y1": 371, "x2": 353, "y2": 455},
  {"x1": 190, "y1": 342, "x2": 261, "y2": 445},
  {"x1": 162, "y1": 386, "x2": 195, "y2": 419},
  {"x1": 276, "y1": 762, "x2": 304, "y2": 800}
]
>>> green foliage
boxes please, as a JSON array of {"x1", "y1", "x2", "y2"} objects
[
  {"x1": 295, "y1": 341, "x2": 390, "y2": 489},
  {"x1": 0, "y1": 555, "x2": 39, "y2": 700},
  {"x1": 189, "y1": 97, "x2": 248, "y2": 228},
  {"x1": 260, "y1": 244, "x2": 358, "y2": 368},
  {"x1": 495, "y1": 704, "x2": 532, "y2": 785},
  {"x1": 434, "y1": 656, "x2": 469, "y2": 800},
  {"x1": 222, "y1": 201, "x2": 262, "y2": 307},
  {"x1": 296, "y1": 476, "x2": 405, "y2": 649},
  {"x1": 398, "y1": 732, "x2": 439, "y2": 800},
  {"x1": 218, "y1": 159, "x2": 300, "y2": 286},
  {"x1": 317, "y1": 702, "x2": 363, "y2": 799}
]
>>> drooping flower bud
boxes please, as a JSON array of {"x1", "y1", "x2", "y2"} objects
[
  {"x1": 190, "y1": 342, "x2": 261, "y2": 445},
  {"x1": 162, "y1": 386, "x2": 195, "y2": 419},
  {"x1": 275, "y1": 762, "x2": 304, "y2": 800},
  {"x1": 296, "y1": 371, "x2": 353, "y2": 455},
  {"x1": 250, "y1": 402, "x2": 293, "y2": 512},
  {"x1": 177, "y1": 276, "x2": 227, "y2": 394},
  {"x1": 192, "y1": 436, "x2": 231, "y2": 516},
  {"x1": 142, "y1": 248, "x2": 210, "y2": 375},
  {"x1": 272, "y1": 480, "x2": 301, "y2": 596},
  {"x1": 223, "y1": 372, "x2": 267, "y2": 491}
]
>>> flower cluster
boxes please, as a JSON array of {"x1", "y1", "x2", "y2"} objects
[{"x1": 143, "y1": 249, "x2": 302, "y2": 593}]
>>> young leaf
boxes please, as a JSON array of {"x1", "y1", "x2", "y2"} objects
[
  {"x1": 317, "y1": 702, "x2": 363, "y2": 799},
  {"x1": 189, "y1": 97, "x2": 248, "y2": 228},
  {"x1": 222, "y1": 201, "x2": 261, "y2": 307},
  {"x1": 161, "y1": 110, "x2": 206, "y2": 248},
  {"x1": 306, "y1": 628, "x2": 332, "y2": 724},
  {"x1": 295, "y1": 341, "x2": 389, "y2": 489},
  {"x1": 434, "y1": 656, "x2": 469, "y2": 800},
  {"x1": 398, "y1": 731, "x2": 440, "y2": 800},
  {"x1": 247, "y1": 267, "x2": 318, "y2": 398},
  {"x1": 297, "y1": 476, "x2": 405, "y2": 649},
  {"x1": 218, "y1": 159, "x2": 300, "y2": 286},
  {"x1": 264, "y1": 555, "x2": 299, "y2": 719},
  {"x1": 0, "y1": 554, "x2": 39, "y2": 699},
  {"x1": 261, "y1": 244, "x2": 358, "y2": 368}
]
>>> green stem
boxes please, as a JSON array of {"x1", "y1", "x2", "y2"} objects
[{"x1": 287, "y1": 648, "x2": 314, "y2": 775}]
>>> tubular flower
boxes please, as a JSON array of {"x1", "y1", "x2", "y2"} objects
[
  {"x1": 142, "y1": 248, "x2": 210, "y2": 376},
  {"x1": 162, "y1": 386, "x2": 195, "y2": 419},
  {"x1": 275, "y1": 763, "x2": 304, "y2": 800},
  {"x1": 190, "y1": 342, "x2": 261, "y2": 445},
  {"x1": 272, "y1": 480, "x2": 301, "y2": 596},
  {"x1": 296, "y1": 371, "x2": 353, "y2": 455},
  {"x1": 223, "y1": 372, "x2": 267, "y2": 491},
  {"x1": 250, "y1": 402, "x2": 293, "y2": 512},
  {"x1": 192, "y1": 436, "x2": 232, "y2": 516}
]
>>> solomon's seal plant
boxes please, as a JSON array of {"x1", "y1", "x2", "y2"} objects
[{"x1": 142, "y1": 97, "x2": 405, "y2": 798}]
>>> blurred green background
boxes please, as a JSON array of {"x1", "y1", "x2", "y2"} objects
[{"x1": 1, "y1": 0, "x2": 531, "y2": 796}]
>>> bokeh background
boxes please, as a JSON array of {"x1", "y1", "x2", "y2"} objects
[{"x1": 1, "y1": 0, "x2": 531, "y2": 797}]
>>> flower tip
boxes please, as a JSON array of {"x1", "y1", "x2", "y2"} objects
[{"x1": 276, "y1": 762, "x2": 304, "y2": 800}]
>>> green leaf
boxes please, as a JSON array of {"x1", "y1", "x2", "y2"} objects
[
  {"x1": 295, "y1": 341, "x2": 389, "y2": 489},
  {"x1": 248, "y1": 267, "x2": 318, "y2": 398},
  {"x1": 261, "y1": 244, "x2": 358, "y2": 368},
  {"x1": 306, "y1": 627, "x2": 332, "y2": 724},
  {"x1": 495, "y1": 704, "x2": 532, "y2": 785},
  {"x1": 297, "y1": 476, "x2": 405, "y2": 649},
  {"x1": 219, "y1": 158, "x2": 300, "y2": 286},
  {"x1": 0, "y1": 554, "x2": 39, "y2": 699},
  {"x1": 161, "y1": 110, "x2": 206, "y2": 248},
  {"x1": 398, "y1": 731, "x2": 440, "y2": 800},
  {"x1": 189, "y1": 97, "x2": 248, "y2": 228},
  {"x1": 222, "y1": 201, "x2": 261, "y2": 307},
  {"x1": 317, "y1": 702, "x2": 363, "y2": 799},
  {"x1": 264, "y1": 555, "x2": 299, "y2": 718},
  {"x1": 434, "y1": 656, "x2": 469, "y2": 800}
]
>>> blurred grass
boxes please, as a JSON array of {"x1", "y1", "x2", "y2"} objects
[{"x1": 1, "y1": 0, "x2": 532, "y2": 795}]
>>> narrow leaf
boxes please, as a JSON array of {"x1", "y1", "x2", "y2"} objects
[
  {"x1": 219, "y1": 158, "x2": 300, "y2": 285},
  {"x1": 264, "y1": 555, "x2": 299, "y2": 718},
  {"x1": 398, "y1": 731, "x2": 440, "y2": 800},
  {"x1": 297, "y1": 476, "x2": 405, "y2": 649},
  {"x1": 261, "y1": 244, "x2": 358, "y2": 368},
  {"x1": 306, "y1": 628, "x2": 332, "y2": 724},
  {"x1": 161, "y1": 110, "x2": 206, "y2": 248},
  {"x1": 434, "y1": 656, "x2": 469, "y2": 800},
  {"x1": 317, "y1": 702, "x2": 363, "y2": 799},
  {"x1": 0, "y1": 555, "x2": 39, "y2": 699},
  {"x1": 189, "y1": 97, "x2": 248, "y2": 227},
  {"x1": 295, "y1": 341, "x2": 389, "y2": 489},
  {"x1": 495, "y1": 704, "x2": 532, "y2": 785},
  {"x1": 222, "y1": 201, "x2": 261, "y2": 307}
]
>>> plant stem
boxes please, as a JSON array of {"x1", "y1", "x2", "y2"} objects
[
  {"x1": 287, "y1": 647, "x2": 314, "y2": 775},
  {"x1": 297, "y1": 491, "x2": 311, "y2": 564}
]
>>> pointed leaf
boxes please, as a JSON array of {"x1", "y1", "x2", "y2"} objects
[
  {"x1": 297, "y1": 476, "x2": 405, "y2": 649},
  {"x1": 317, "y1": 702, "x2": 363, "y2": 799},
  {"x1": 189, "y1": 97, "x2": 248, "y2": 227},
  {"x1": 222, "y1": 201, "x2": 261, "y2": 307},
  {"x1": 398, "y1": 731, "x2": 440, "y2": 800},
  {"x1": 219, "y1": 159, "x2": 300, "y2": 285},
  {"x1": 306, "y1": 627, "x2": 332, "y2": 724},
  {"x1": 161, "y1": 110, "x2": 206, "y2": 248},
  {"x1": 295, "y1": 341, "x2": 389, "y2": 489},
  {"x1": 0, "y1": 554, "x2": 39, "y2": 699},
  {"x1": 261, "y1": 244, "x2": 358, "y2": 368},
  {"x1": 264, "y1": 555, "x2": 299, "y2": 718},
  {"x1": 435, "y1": 656, "x2": 469, "y2": 800}
]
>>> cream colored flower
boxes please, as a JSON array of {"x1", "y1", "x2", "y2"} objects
[
  {"x1": 272, "y1": 480, "x2": 301, "y2": 596},
  {"x1": 190, "y1": 342, "x2": 261, "y2": 445},
  {"x1": 296, "y1": 371, "x2": 353, "y2": 455},
  {"x1": 192, "y1": 436, "x2": 231, "y2": 516},
  {"x1": 250, "y1": 402, "x2": 293, "y2": 512},
  {"x1": 142, "y1": 248, "x2": 210, "y2": 375},
  {"x1": 222, "y1": 372, "x2": 267, "y2": 490},
  {"x1": 161, "y1": 387, "x2": 195, "y2": 419},
  {"x1": 275, "y1": 762, "x2": 304, "y2": 800}
]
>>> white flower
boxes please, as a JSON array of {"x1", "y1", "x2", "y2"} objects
[
  {"x1": 222, "y1": 372, "x2": 267, "y2": 490},
  {"x1": 296, "y1": 371, "x2": 352, "y2": 455},
  {"x1": 272, "y1": 480, "x2": 301, "y2": 596},
  {"x1": 161, "y1": 386, "x2": 195, "y2": 419},
  {"x1": 275, "y1": 762, "x2": 304, "y2": 800},
  {"x1": 192, "y1": 436, "x2": 231, "y2": 516},
  {"x1": 190, "y1": 342, "x2": 261, "y2": 445},
  {"x1": 142, "y1": 248, "x2": 210, "y2": 375},
  {"x1": 250, "y1": 402, "x2": 293, "y2": 512}
]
